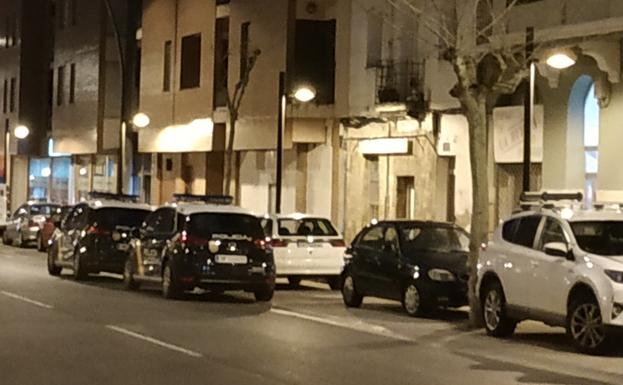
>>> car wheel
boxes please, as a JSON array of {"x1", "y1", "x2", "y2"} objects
[
  {"x1": 402, "y1": 283, "x2": 427, "y2": 317},
  {"x1": 482, "y1": 281, "x2": 516, "y2": 338},
  {"x1": 287, "y1": 276, "x2": 302, "y2": 289},
  {"x1": 162, "y1": 263, "x2": 182, "y2": 300},
  {"x1": 567, "y1": 294, "x2": 609, "y2": 354},
  {"x1": 123, "y1": 257, "x2": 141, "y2": 291},
  {"x1": 327, "y1": 276, "x2": 342, "y2": 291},
  {"x1": 72, "y1": 248, "x2": 88, "y2": 281},
  {"x1": 46, "y1": 245, "x2": 62, "y2": 276},
  {"x1": 2, "y1": 230, "x2": 10, "y2": 245},
  {"x1": 254, "y1": 286, "x2": 274, "y2": 302},
  {"x1": 341, "y1": 273, "x2": 363, "y2": 308}
]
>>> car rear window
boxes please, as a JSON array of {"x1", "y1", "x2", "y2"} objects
[
  {"x1": 400, "y1": 225, "x2": 470, "y2": 253},
  {"x1": 92, "y1": 208, "x2": 151, "y2": 230},
  {"x1": 277, "y1": 218, "x2": 338, "y2": 237},
  {"x1": 31, "y1": 204, "x2": 59, "y2": 216},
  {"x1": 186, "y1": 213, "x2": 264, "y2": 239}
]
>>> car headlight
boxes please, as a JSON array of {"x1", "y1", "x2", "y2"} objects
[
  {"x1": 605, "y1": 269, "x2": 623, "y2": 283},
  {"x1": 428, "y1": 268, "x2": 456, "y2": 282}
]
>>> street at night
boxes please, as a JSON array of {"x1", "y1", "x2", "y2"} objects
[{"x1": 1, "y1": 245, "x2": 621, "y2": 385}]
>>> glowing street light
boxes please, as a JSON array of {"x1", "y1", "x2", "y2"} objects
[
  {"x1": 132, "y1": 112, "x2": 151, "y2": 128},
  {"x1": 546, "y1": 51, "x2": 577, "y2": 70},
  {"x1": 13, "y1": 125, "x2": 30, "y2": 139},
  {"x1": 293, "y1": 86, "x2": 317, "y2": 103}
]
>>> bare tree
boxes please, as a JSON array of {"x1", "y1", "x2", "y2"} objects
[
  {"x1": 378, "y1": 0, "x2": 529, "y2": 325},
  {"x1": 223, "y1": 49, "x2": 261, "y2": 197}
]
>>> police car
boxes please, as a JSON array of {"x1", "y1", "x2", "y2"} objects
[
  {"x1": 47, "y1": 193, "x2": 152, "y2": 280},
  {"x1": 123, "y1": 195, "x2": 276, "y2": 302}
]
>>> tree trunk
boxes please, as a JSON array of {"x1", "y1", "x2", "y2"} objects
[
  {"x1": 224, "y1": 118, "x2": 236, "y2": 196},
  {"x1": 463, "y1": 95, "x2": 490, "y2": 328}
]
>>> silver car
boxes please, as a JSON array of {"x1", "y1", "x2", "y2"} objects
[{"x1": 2, "y1": 202, "x2": 60, "y2": 248}]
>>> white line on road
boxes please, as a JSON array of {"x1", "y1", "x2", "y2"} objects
[
  {"x1": 106, "y1": 325, "x2": 203, "y2": 358},
  {"x1": 270, "y1": 307, "x2": 414, "y2": 342},
  {"x1": 1, "y1": 290, "x2": 54, "y2": 309}
]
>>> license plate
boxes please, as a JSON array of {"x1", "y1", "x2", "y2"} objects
[
  {"x1": 215, "y1": 255, "x2": 248, "y2": 264},
  {"x1": 297, "y1": 241, "x2": 323, "y2": 248},
  {"x1": 117, "y1": 243, "x2": 129, "y2": 251}
]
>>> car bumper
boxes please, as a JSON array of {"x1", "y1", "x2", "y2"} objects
[
  {"x1": 22, "y1": 227, "x2": 40, "y2": 241},
  {"x1": 418, "y1": 280, "x2": 469, "y2": 307}
]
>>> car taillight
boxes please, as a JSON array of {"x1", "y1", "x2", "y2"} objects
[
  {"x1": 329, "y1": 239, "x2": 346, "y2": 247},
  {"x1": 254, "y1": 239, "x2": 271, "y2": 251},
  {"x1": 86, "y1": 225, "x2": 108, "y2": 235},
  {"x1": 270, "y1": 238, "x2": 289, "y2": 248},
  {"x1": 180, "y1": 231, "x2": 209, "y2": 247}
]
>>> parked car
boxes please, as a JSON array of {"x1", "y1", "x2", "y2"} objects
[
  {"x1": 341, "y1": 220, "x2": 470, "y2": 316},
  {"x1": 260, "y1": 213, "x2": 346, "y2": 289},
  {"x1": 47, "y1": 193, "x2": 152, "y2": 280},
  {"x1": 3, "y1": 201, "x2": 61, "y2": 248},
  {"x1": 478, "y1": 191, "x2": 623, "y2": 354},
  {"x1": 38, "y1": 205, "x2": 73, "y2": 252},
  {"x1": 123, "y1": 195, "x2": 275, "y2": 301}
]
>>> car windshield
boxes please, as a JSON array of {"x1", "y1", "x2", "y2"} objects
[
  {"x1": 399, "y1": 225, "x2": 470, "y2": 253},
  {"x1": 570, "y1": 221, "x2": 623, "y2": 256},
  {"x1": 31, "y1": 204, "x2": 59, "y2": 216},
  {"x1": 187, "y1": 213, "x2": 264, "y2": 239},
  {"x1": 277, "y1": 218, "x2": 338, "y2": 237},
  {"x1": 93, "y1": 208, "x2": 151, "y2": 230}
]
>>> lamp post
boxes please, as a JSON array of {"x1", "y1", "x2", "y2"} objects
[
  {"x1": 4, "y1": 124, "x2": 29, "y2": 212},
  {"x1": 118, "y1": 113, "x2": 150, "y2": 195},
  {"x1": 523, "y1": 27, "x2": 536, "y2": 193},
  {"x1": 275, "y1": 71, "x2": 316, "y2": 214}
]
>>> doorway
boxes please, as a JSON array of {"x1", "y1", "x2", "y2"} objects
[{"x1": 396, "y1": 176, "x2": 415, "y2": 219}]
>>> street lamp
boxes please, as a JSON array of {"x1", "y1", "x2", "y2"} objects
[
  {"x1": 275, "y1": 72, "x2": 316, "y2": 214},
  {"x1": 545, "y1": 50, "x2": 577, "y2": 70},
  {"x1": 132, "y1": 112, "x2": 150, "y2": 129},
  {"x1": 13, "y1": 125, "x2": 30, "y2": 140},
  {"x1": 4, "y1": 124, "x2": 29, "y2": 211}
]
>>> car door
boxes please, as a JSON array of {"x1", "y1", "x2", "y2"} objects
[
  {"x1": 351, "y1": 225, "x2": 386, "y2": 296},
  {"x1": 499, "y1": 215, "x2": 544, "y2": 309},
  {"x1": 531, "y1": 216, "x2": 575, "y2": 317},
  {"x1": 137, "y1": 208, "x2": 175, "y2": 279},
  {"x1": 375, "y1": 225, "x2": 403, "y2": 301}
]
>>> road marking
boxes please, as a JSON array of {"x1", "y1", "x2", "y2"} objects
[
  {"x1": 106, "y1": 325, "x2": 203, "y2": 358},
  {"x1": 1, "y1": 290, "x2": 54, "y2": 309},
  {"x1": 270, "y1": 307, "x2": 414, "y2": 342}
]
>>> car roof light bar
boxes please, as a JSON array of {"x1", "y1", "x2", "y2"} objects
[
  {"x1": 520, "y1": 191, "x2": 584, "y2": 203},
  {"x1": 172, "y1": 194, "x2": 234, "y2": 205}
]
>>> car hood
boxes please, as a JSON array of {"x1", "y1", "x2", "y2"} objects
[{"x1": 405, "y1": 249, "x2": 469, "y2": 274}]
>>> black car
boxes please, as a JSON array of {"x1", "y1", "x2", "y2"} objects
[
  {"x1": 341, "y1": 220, "x2": 470, "y2": 316},
  {"x1": 122, "y1": 195, "x2": 276, "y2": 302},
  {"x1": 47, "y1": 193, "x2": 152, "y2": 280}
]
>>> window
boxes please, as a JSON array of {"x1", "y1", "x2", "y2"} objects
[
  {"x1": 571, "y1": 221, "x2": 623, "y2": 256},
  {"x1": 513, "y1": 216, "x2": 541, "y2": 248},
  {"x1": 399, "y1": 225, "x2": 470, "y2": 253},
  {"x1": 57, "y1": 0, "x2": 65, "y2": 29},
  {"x1": 69, "y1": 0, "x2": 76, "y2": 26},
  {"x1": 294, "y1": 19, "x2": 336, "y2": 104},
  {"x1": 144, "y1": 208, "x2": 175, "y2": 234},
  {"x1": 277, "y1": 218, "x2": 338, "y2": 237},
  {"x1": 57, "y1": 66, "x2": 65, "y2": 106},
  {"x1": 213, "y1": 17, "x2": 229, "y2": 108},
  {"x1": 239, "y1": 22, "x2": 250, "y2": 79},
  {"x1": 260, "y1": 218, "x2": 273, "y2": 236},
  {"x1": 9, "y1": 78, "x2": 15, "y2": 112},
  {"x1": 2, "y1": 79, "x2": 6, "y2": 113},
  {"x1": 384, "y1": 226, "x2": 400, "y2": 254},
  {"x1": 366, "y1": 11, "x2": 382, "y2": 67},
  {"x1": 180, "y1": 34, "x2": 201, "y2": 89},
  {"x1": 502, "y1": 219, "x2": 519, "y2": 242},
  {"x1": 186, "y1": 213, "x2": 264, "y2": 239},
  {"x1": 163, "y1": 40, "x2": 172, "y2": 92},
  {"x1": 93, "y1": 208, "x2": 151, "y2": 231},
  {"x1": 359, "y1": 226, "x2": 384, "y2": 249},
  {"x1": 538, "y1": 218, "x2": 568, "y2": 250},
  {"x1": 69, "y1": 64, "x2": 76, "y2": 103},
  {"x1": 584, "y1": 83, "x2": 599, "y2": 206}
]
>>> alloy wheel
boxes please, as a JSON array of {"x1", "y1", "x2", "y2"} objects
[
  {"x1": 404, "y1": 285, "x2": 421, "y2": 315},
  {"x1": 484, "y1": 290, "x2": 502, "y2": 331},
  {"x1": 570, "y1": 303, "x2": 606, "y2": 349}
]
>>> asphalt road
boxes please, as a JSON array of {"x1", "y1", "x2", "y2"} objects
[{"x1": 1, "y1": 245, "x2": 622, "y2": 385}]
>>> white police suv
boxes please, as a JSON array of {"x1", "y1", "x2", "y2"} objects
[{"x1": 477, "y1": 191, "x2": 623, "y2": 354}]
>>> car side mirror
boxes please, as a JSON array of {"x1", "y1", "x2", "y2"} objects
[{"x1": 544, "y1": 242, "x2": 570, "y2": 258}]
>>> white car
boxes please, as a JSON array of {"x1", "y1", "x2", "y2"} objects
[
  {"x1": 477, "y1": 192, "x2": 623, "y2": 354},
  {"x1": 261, "y1": 214, "x2": 346, "y2": 290}
]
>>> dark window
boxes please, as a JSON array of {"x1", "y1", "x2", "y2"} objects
[
  {"x1": 9, "y1": 78, "x2": 15, "y2": 112},
  {"x1": 30, "y1": 204, "x2": 60, "y2": 217},
  {"x1": 180, "y1": 34, "x2": 201, "y2": 89},
  {"x1": 239, "y1": 22, "x2": 250, "y2": 79},
  {"x1": 185, "y1": 213, "x2": 264, "y2": 239},
  {"x1": 57, "y1": 0, "x2": 65, "y2": 29},
  {"x1": 260, "y1": 218, "x2": 273, "y2": 236},
  {"x1": 400, "y1": 225, "x2": 470, "y2": 253},
  {"x1": 163, "y1": 40, "x2": 172, "y2": 92},
  {"x1": 2, "y1": 79, "x2": 7, "y2": 113},
  {"x1": 571, "y1": 221, "x2": 623, "y2": 256},
  {"x1": 358, "y1": 226, "x2": 384, "y2": 249},
  {"x1": 57, "y1": 66, "x2": 65, "y2": 106},
  {"x1": 294, "y1": 19, "x2": 336, "y2": 104},
  {"x1": 69, "y1": 0, "x2": 77, "y2": 26},
  {"x1": 144, "y1": 208, "x2": 175, "y2": 234},
  {"x1": 502, "y1": 219, "x2": 520, "y2": 242},
  {"x1": 384, "y1": 226, "x2": 400, "y2": 254},
  {"x1": 92, "y1": 208, "x2": 151, "y2": 231},
  {"x1": 213, "y1": 17, "x2": 229, "y2": 108},
  {"x1": 69, "y1": 64, "x2": 76, "y2": 103},
  {"x1": 277, "y1": 218, "x2": 338, "y2": 237},
  {"x1": 366, "y1": 11, "x2": 382, "y2": 67},
  {"x1": 507, "y1": 0, "x2": 542, "y2": 5},
  {"x1": 538, "y1": 218, "x2": 568, "y2": 250},
  {"x1": 3, "y1": 17, "x2": 8, "y2": 48},
  {"x1": 513, "y1": 216, "x2": 542, "y2": 248}
]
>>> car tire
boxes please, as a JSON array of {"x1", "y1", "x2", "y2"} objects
[
  {"x1": 123, "y1": 257, "x2": 141, "y2": 291},
  {"x1": 162, "y1": 263, "x2": 182, "y2": 300},
  {"x1": 327, "y1": 276, "x2": 342, "y2": 291},
  {"x1": 2, "y1": 231, "x2": 10, "y2": 245},
  {"x1": 254, "y1": 286, "x2": 274, "y2": 302},
  {"x1": 72, "y1": 248, "x2": 88, "y2": 281},
  {"x1": 47, "y1": 244, "x2": 62, "y2": 276},
  {"x1": 402, "y1": 283, "x2": 428, "y2": 317},
  {"x1": 341, "y1": 273, "x2": 363, "y2": 308},
  {"x1": 481, "y1": 281, "x2": 516, "y2": 338},
  {"x1": 287, "y1": 276, "x2": 302, "y2": 289},
  {"x1": 567, "y1": 293, "x2": 609, "y2": 354}
]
